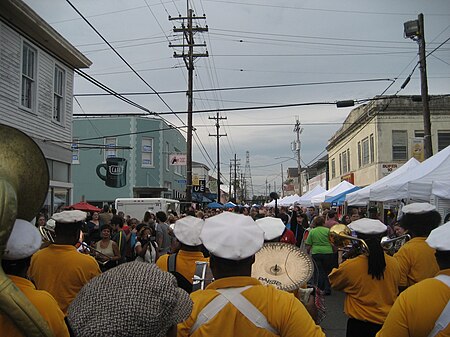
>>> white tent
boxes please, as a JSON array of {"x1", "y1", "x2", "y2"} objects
[
  {"x1": 311, "y1": 180, "x2": 355, "y2": 206},
  {"x1": 431, "y1": 180, "x2": 450, "y2": 199},
  {"x1": 370, "y1": 145, "x2": 450, "y2": 202},
  {"x1": 296, "y1": 185, "x2": 326, "y2": 206},
  {"x1": 346, "y1": 158, "x2": 420, "y2": 206},
  {"x1": 279, "y1": 194, "x2": 300, "y2": 206}
]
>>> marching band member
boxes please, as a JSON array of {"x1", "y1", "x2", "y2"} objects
[
  {"x1": 377, "y1": 221, "x2": 450, "y2": 337},
  {"x1": 329, "y1": 218, "x2": 401, "y2": 337},
  {"x1": 29, "y1": 210, "x2": 101, "y2": 314},
  {"x1": 1, "y1": 219, "x2": 69, "y2": 336},
  {"x1": 177, "y1": 212, "x2": 325, "y2": 337},
  {"x1": 394, "y1": 203, "x2": 440, "y2": 290},
  {"x1": 156, "y1": 216, "x2": 209, "y2": 293}
]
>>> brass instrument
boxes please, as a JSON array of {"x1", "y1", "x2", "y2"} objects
[
  {"x1": 0, "y1": 124, "x2": 53, "y2": 337},
  {"x1": 329, "y1": 224, "x2": 370, "y2": 258},
  {"x1": 381, "y1": 234, "x2": 411, "y2": 255}
]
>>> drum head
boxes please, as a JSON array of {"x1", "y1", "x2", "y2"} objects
[{"x1": 252, "y1": 242, "x2": 314, "y2": 292}]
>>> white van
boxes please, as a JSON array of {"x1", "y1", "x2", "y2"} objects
[{"x1": 115, "y1": 198, "x2": 180, "y2": 220}]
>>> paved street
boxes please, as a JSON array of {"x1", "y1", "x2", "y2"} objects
[{"x1": 320, "y1": 291, "x2": 347, "y2": 337}]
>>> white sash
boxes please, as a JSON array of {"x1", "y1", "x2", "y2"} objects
[{"x1": 427, "y1": 275, "x2": 450, "y2": 337}]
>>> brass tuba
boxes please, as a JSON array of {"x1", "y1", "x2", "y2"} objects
[
  {"x1": 329, "y1": 224, "x2": 370, "y2": 258},
  {"x1": 0, "y1": 124, "x2": 53, "y2": 337}
]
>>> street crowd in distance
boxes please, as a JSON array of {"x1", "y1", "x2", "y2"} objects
[{"x1": 1, "y1": 202, "x2": 449, "y2": 337}]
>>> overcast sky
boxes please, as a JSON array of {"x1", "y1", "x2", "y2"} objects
[{"x1": 25, "y1": 0, "x2": 450, "y2": 195}]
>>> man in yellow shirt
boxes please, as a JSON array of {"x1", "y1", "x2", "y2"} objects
[
  {"x1": 329, "y1": 218, "x2": 401, "y2": 337},
  {"x1": 1, "y1": 219, "x2": 69, "y2": 336},
  {"x1": 394, "y1": 203, "x2": 441, "y2": 289},
  {"x1": 157, "y1": 216, "x2": 209, "y2": 293},
  {"x1": 29, "y1": 210, "x2": 101, "y2": 314},
  {"x1": 377, "y1": 220, "x2": 450, "y2": 337},
  {"x1": 177, "y1": 212, "x2": 325, "y2": 337}
]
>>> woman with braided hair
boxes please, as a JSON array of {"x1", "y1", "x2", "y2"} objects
[{"x1": 329, "y1": 218, "x2": 401, "y2": 337}]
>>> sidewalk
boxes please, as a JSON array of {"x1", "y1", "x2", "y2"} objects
[{"x1": 320, "y1": 291, "x2": 347, "y2": 337}]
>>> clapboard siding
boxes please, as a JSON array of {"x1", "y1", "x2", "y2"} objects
[{"x1": 0, "y1": 20, "x2": 75, "y2": 159}]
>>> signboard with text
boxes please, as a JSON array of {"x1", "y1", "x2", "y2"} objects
[
  {"x1": 193, "y1": 179, "x2": 206, "y2": 193},
  {"x1": 381, "y1": 163, "x2": 399, "y2": 176},
  {"x1": 169, "y1": 154, "x2": 187, "y2": 166}
]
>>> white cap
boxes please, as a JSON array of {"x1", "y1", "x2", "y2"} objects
[
  {"x1": 52, "y1": 210, "x2": 87, "y2": 223},
  {"x1": 348, "y1": 218, "x2": 387, "y2": 235},
  {"x1": 255, "y1": 217, "x2": 285, "y2": 241},
  {"x1": 173, "y1": 216, "x2": 204, "y2": 246},
  {"x1": 426, "y1": 221, "x2": 450, "y2": 251},
  {"x1": 46, "y1": 219, "x2": 56, "y2": 230},
  {"x1": 3, "y1": 219, "x2": 42, "y2": 260},
  {"x1": 402, "y1": 202, "x2": 436, "y2": 215},
  {"x1": 200, "y1": 212, "x2": 264, "y2": 260}
]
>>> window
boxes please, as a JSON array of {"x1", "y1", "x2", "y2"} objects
[
  {"x1": 415, "y1": 130, "x2": 424, "y2": 138},
  {"x1": 342, "y1": 151, "x2": 348, "y2": 174},
  {"x1": 71, "y1": 139, "x2": 79, "y2": 164},
  {"x1": 331, "y1": 158, "x2": 336, "y2": 178},
  {"x1": 357, "y1": 142, "x2": 362, "y2": 168},
  {"x1": 21, "y1": 42, "x2": 37, "y2": 110},
  {"x1": 142, "y1": 137, "x2": 153, "y2": 167},
  {"x1": 104, "y1": 137, "x2": 117, "y2": 161},
  {"x1": 438, "y1": 131, "x2": 450, "y2": 151},
  {"x1": 370, "y1": 134, "x2": 374, "y2": 163},
  {"x1": 347, "y1": 149, "x2": 350, "y2": 172},
  {"x1": 392, "y1": 130, "x2": 408, "y2": 160},
  {"x1": 339, "y1": 153, "x2": 342, "y2": 176},
  {"x1": 165, "y1": 142, "x2": 170, "y2": 171},
  {"x1": 53, "y1": 65, "x2": 65, "y2": 123},
  {"x1": 361, "y1": 137, "x2": 369, "y2": 166}
]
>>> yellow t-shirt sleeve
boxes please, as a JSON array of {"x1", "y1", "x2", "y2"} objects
[
  {"x1": 376, "y1": 290, "x2": 410, "y2": 337},
  {"x1": 34, "y1": 291, "x2": 70, "y2": 337},
  {"x1": 394, "y1": 247, "x2": 410, "y2": 286},
  {"x1": 156, "y1": 254, "x2": 169, "y2": 271}
]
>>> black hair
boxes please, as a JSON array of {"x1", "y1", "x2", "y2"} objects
[
  {"x1": 435, "y1": 250, "x2": 450, "y2": 270},
  {"x1": 111, "y1": 215, "x2": 124, "y2": 228},
  {"x1": 358, "y1": 233, "x2": 386, "y2": 280},
  {"x1": 444, "y1": 213, "x2": 450, "y2": 224},
  {"x1": 99, "y1": 224, "x2": 112, "y2": 232},
  {"x1": 1, "y1": 257, "x2": 31, "y2": 276},
  {"x1": 55, "y1": 221, "x2": 82, "y2": 243},
  {"x1": 277, "y1": 213, "x2": 289, "y2": 225},
  {"x1": 156, "y1": 211, "x2": 167, "y2": 223},
  {"x1": 400, "y1": 211, "x2": 441, "y2": 237}
]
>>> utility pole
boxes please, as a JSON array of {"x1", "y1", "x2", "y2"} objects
[
  {"x1": 293, "y1": 119, "x2": 303, "y2": 195},
  {"x1": 404, "y1": 13, "x2": 432, "y2": 158},
  {"x1": 230, "y1": 154, "x2": 240, "y2": 201},
  {"x1": 265, "y1": 178, "x2": 268, "y2": 200},
  {"x1": 209, "y1": 113, "x2": 227, "y2": 202},
  {"x1": 229, "y1": 161, "x2": 232, "y2": 199},
  {"x1": 170, "y1": 6, "x2": 208, "y2": 203},
  {"x1": 281, "y1": 163, "x2": 284, "y2": 198}
]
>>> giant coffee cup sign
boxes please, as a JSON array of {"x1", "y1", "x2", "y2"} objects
[{"x1": 96, "y1": 157, "x2": 127, "y2": 188}]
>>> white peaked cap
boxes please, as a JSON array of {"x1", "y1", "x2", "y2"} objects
[
  {"x1": 52, "y1": 210, "x2": 87, "y2": 223},
  {"x1": 348, "y1": 218, "x2": 387, "y2": 235},
  {"x1": 200, "y1": 212, "x2": 264, "y2": 260},
  {"x1": 402, "y1": 203, "x2": 436, "y2": 215},
  {"x1": 173, "y1": 216, "x2": 204, "y2": 246},
  {"x1": 3, "y1": 219, "x2": 42, "y2": 260},
  {"x1": 426, "y1": 221, "x2": 450, "y2": 251},
  {"x1": 255, "y1": 217, "x2": 285, "y2": 241}
]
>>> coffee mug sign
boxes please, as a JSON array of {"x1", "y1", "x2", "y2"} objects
[{"x1": 96, "y1": 157, "x2": 127, "y2": 188}]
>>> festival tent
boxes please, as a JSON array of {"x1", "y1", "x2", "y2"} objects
[
  {"x1": 279, "y1": 194, "x2": 300, "y2": 206},
  {"x1": 430, "y1": 180, "x2": 450, "y2": 199},
  {"x1": 296, "y1": 185, "x2": 326, "y2": 206},
  {"x1": 206, "y1": 202, "x2": 224, "y2": 209},
  {"x1": 370, "y1": 145, "x2": 450, "y2": 202},
  {"x1": 223, "y1": 201, "x2": 237, "y2": 208},
  {"x1": 325, "y1": 186, "x2": 361, "y2": 206},
  {"x1": 311, "y1": 180, "x2": 356, "y2": 206},
  {"x1": 66, "y1": 201, "x2": 101, "y2": 212},
  {"x1": 345, "y1": 157, "x2": 420, "y2": 206}
]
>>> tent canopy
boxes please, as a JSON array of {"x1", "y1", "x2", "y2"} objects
[
  {"x1": 325, "y1": 186, "x2": 360, "y2": 206},
  {"x1": 311, "y1": 181, "x2": 355, "y2": 206},
  {"x1": 296, "y1": 185, "x2": 326, "y2": 206},
  {"x1": 206, "y1": 202, "x2": 224, "y2": 209},
  {"x1": 346, "y1": 158, "x2": 420, "y2": 206},
  {"x1": 67, "y1": 201, "x2": 101, "y2": 212},
  {"x1": 224, "y1": 201, "x2": 236, "y2": 208}
]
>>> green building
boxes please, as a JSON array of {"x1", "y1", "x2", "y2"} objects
[{"x1": 72, "y1": 116, "x2": 187, "y2": 205}]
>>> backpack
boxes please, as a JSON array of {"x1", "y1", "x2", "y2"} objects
[{"x1": 167, "y1": 253, "x2": 193, "y2": 293}]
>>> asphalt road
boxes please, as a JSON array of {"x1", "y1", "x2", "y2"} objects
[{"x1": 320, "y1": 290, "x2": 347, "y2": 337}]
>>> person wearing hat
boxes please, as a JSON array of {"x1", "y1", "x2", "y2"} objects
[
  {"x1": 177, "y1": 212, "x2": 325, "y2": 337},
  {"x1": 28, "y1": 210, "x2": 101, "y2": 314},
  {"x1": 376, "y1": 221, "x2": 450, "y2": 337},
  {"x1": 67, "y1": 262, "x2": 193, "y2": 337},
  {"x1": 394, "y1": 202, "x2": 441, "y2": 290},
  {"x1": 156, "y1": 216, "x2": 209, "y2": 293},
  {"x1": 329, "y1": 218, "x2": 401, "y2": 337},
  {"x1": 0, "y1": 219, "x2": 69, "y2": 336}
]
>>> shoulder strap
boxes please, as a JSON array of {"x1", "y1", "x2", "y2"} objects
[
  {"x1": 427, "y1": 275, "x2": 450, "y2": 337},
  {"x1": 190, "y1": 286, "x2": 278, "y2": 336},
  {"x1": 168, "y1": 253, "x2": 177, "y2": 272},
  {"x1": 192, "y1": 261, "x2": 208, "y2": 292}
]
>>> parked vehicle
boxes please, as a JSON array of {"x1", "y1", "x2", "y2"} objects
[{"x1": 115, "y1": 198, "x2": 180, "y2": 219}]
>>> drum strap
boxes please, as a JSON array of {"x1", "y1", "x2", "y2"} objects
[
  {"x1": 190, "y1": 286, "x2": 278, "y2": 335},
  {"x1": 192, "y1": 261, "x2": 208, "y2": 292},
  {"x1": 427, "y1": 275, "x2": 450, "y2": 337}
]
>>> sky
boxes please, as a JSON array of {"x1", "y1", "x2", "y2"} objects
[{"x1": 25, "y1": 0, "x2": 450, "y2": 196}]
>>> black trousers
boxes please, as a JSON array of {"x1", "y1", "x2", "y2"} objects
[
  {"x1": 312, "y1": 253, "x2": 336, "y2": 293},
  {"x1": 346, "y1": 318, "x2": 382, "y2": 337}
]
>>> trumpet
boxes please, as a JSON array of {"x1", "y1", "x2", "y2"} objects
[
  {"x1": 381, "y1": 234, "x2": 411, "y2": 255},
  {"x1": 329, "y1": 224, "x2": 370, "y2": 259}
]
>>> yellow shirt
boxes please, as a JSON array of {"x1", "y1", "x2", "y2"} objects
[
  {"x1": 0, "y1": 275, "x2": 69, "y2": 337},
  {"x1": 377, "y1": 269, "x2": 450, "y2": 337},
  {"x1": 29, "y1": 244, "x2": 101, "y2": 314},
  {"x1": 329, "y1": 254, "x2": 401, "y2": 324},
  {"x1": 156, "y1": 250, "x2": 209, "y2": 284},
  {"x1": 177, "y1": 276, "x2": 325, "y2": 337},
  {"x1": 394, "y1": 237, "x2": 439, "y2": 287}
]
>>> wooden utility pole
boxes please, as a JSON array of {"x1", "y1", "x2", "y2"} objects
[
  {"x1": 170, "y1": 6, "x2": 208, "y2": 203},
  {"x1": 293, "y1": 119, "x2": 303, "y2": 195},
  {"x1": 230, "y1": 154, "x2": 240, "y2": 201},
  {"x1": 209, "y1": 113, "x2": 227, "y2": 202}
]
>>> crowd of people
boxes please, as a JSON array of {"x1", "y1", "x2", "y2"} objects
[{"x1": 1, "y1": 201, "x2": 449, "y2": 337}]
